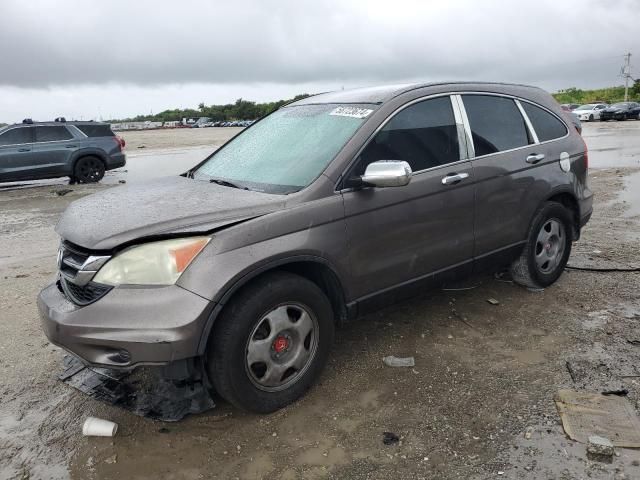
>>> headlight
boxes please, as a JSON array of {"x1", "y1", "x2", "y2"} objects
[{"x1": 93, "y1": 237, "x2": 210, "y2": 286}]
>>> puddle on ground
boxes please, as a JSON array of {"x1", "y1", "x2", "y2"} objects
[
  {"x1": 0, "y1": 145, "x2": 215, "y2": 192},
  {"x1": 103, "y1": 145, "x2": 214, "y2": 185},
  {"x1": 619, "y1": 170, "x2": 640, "y2": 217}
]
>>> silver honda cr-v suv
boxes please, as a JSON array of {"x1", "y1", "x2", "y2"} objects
[{"x1": 39, "y1": 82, "x2": 592, "y2": 412}]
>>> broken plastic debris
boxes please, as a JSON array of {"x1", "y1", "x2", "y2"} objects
[
  {"x1": 383, "y1": 356, "x2": 415, "y2": 367},
  {"x1": 82, "y1": 417, "x2": 118, "y2": 437},
  {"x1": 486, "y1": 298, "x2": 500, "y2": 305},
  {"x1": 59, "y1": 355, "x2": 214, "y2": 422}
]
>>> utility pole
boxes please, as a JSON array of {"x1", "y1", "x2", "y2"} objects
[{"x1": 623, "y1": 52, "x2": 632, "y2": 101}]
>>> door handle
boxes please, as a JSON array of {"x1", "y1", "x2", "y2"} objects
[
  {"x1": 441, "y1": 172, "x2": 470, "y2": 185},
  {"x1": 65, "y1": 145, "x2": 77, "y2": 148},
  {"x1": 18, "y1": 148, "x2": 31, "y2": 152},
  {"x1": 526, "y1": 153, "x2": 545, "y2": 164}
]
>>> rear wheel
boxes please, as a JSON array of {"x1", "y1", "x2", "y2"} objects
[
  {"x1": 510, "y1": 202, "x2": 573, "y2": 289},
  {"x1": 206, "y1": 271, "x2": 335, "y2": 413},
  {"x1": 74, "y1": 156, "x2": 105, "y2": 183}
]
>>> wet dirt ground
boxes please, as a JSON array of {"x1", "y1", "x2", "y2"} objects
[{"x1": 1, "y1": 122, "x2": 640, "y2": 479}]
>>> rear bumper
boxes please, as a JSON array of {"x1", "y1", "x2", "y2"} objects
[
  {"x1": 106, "y1": 153, "x2": 126, "y2": 170},
  {"x1": 38, "y1": 281, "x2": 214, "y2": 368},
  {"x1": 577, "y1": 186, "x2": 593, "y2": 238}
]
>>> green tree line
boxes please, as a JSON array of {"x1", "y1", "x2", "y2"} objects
[
  {"x1": 108, "y1": 94, "x2": 310, "y2": 123},
  {"x1": 552, "y1": 81, "x2": 640, "y2": 104}
]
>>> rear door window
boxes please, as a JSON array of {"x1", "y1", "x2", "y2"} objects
[
  {"x1": 356, "y1": 96, "x2": 460, "y2": 174},
  {"x1": 520, "y1": 102, "x2": 568, "y2": 142},
  {"x1": 0, "y1": 127, "x2": 34, "y2": 145},
  {"x1": 462, "y1": 95, "x2": 530, "y2": 156},
  {"x1": 34, "y1": 126, "x2": 74, "y2": 142}
]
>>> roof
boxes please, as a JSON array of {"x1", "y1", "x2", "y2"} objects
[
  {"x1": 288, "y1": 81, "x2": 544, "y2": 106},
  {"x1": 5, "y1": 120, "x2": 109, "y2": 128}
]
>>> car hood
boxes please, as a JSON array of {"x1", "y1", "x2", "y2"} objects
[
  {"x1": 603, "y1": 107, "x2": 624, "y2": 113},
  {"x1": 56, "y1": 176, "x2": 288, "y2": 250}
]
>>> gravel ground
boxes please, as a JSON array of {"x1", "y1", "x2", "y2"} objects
[{"x1": 0, "y1": 122, "x2": 639, "y2": 480}]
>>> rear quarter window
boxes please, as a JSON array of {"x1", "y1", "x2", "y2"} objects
[
  {"x1": 76, "y1": 124, "x2": 115, "y2": 137},
  {"x1": 462, "y1": 95, "x2": 530, "y2": 156},
  {"x1": 521, "y1": 102, "x2": 568, "y2": 142}
]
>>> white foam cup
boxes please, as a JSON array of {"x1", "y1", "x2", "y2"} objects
[{"x1": 82, "y1": 417, "x2": 118, "y2": 437}]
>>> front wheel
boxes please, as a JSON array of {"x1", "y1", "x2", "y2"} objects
[
  {"x1": 74, "y1": 156, "x2": 105, "y2": 183},
  {"x1": 206, "y1": 271, "x2": 335, "y2": 413},
  {"x1": 589, "y1": 114, "x2": 594, "y2": 121},
  {"x1": 510, "y1": 202, "x2": 573, "y2": 289}
]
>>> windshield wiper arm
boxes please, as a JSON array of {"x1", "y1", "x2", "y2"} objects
[{"x1": 209, "y1": 178, "x2": 248, "y2": 190}]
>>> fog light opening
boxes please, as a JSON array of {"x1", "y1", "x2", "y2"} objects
[{"x1": 106, "y1": 349, "x2": 131, "y2": 364}]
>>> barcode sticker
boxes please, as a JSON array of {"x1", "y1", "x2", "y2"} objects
[{"x1": 329, "y1": 106, "x2": 373, "y2": 119}]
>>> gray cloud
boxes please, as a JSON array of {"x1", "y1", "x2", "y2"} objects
[{"x1": 0, "y1": 0, "x2": 638, "y2": 90}]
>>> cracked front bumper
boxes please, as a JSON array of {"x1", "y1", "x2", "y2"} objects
[{"x1": 38, "y1": 282, "x2": 214, "y2": 368}]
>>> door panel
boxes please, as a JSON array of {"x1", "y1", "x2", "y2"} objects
[
  {"x1": 0, "y1": 127, "x2": 35, "y2": 181},
  {"x1": 343, "y1": 162, "x2": 474, "y2": 299},
  {"x1": 30, "y1": 126, "x2": 76, "y2": 176},
  {"x1": 463, "y1": 95, "x2": 568, "y2": 257},
  {"x1": 341, "y1": 95, "x2": 475, "y2": 301}
]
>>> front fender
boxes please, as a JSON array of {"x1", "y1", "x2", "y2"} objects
[{"x1": 187, "y1": 254, "x2": 345, "y2": 355}]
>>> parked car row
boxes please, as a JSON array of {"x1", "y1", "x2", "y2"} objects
[
  {"x1": 561, "y1": 102, "x2": 640, "y2": 122},
  {"x1": 598, "y1": 102, "x2": 640, "y2": 121},
  {"x1": 193, "y1": 120, "x2": 255, "y2": 128}
]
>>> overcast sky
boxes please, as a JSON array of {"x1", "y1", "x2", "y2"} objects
[{"x1": 0, "y1": 0, "x2": 638, "y2": 123}]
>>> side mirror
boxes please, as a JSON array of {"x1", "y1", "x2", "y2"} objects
[{"x1": 360, "y1": 160, "x2": 412, "y2": 188}]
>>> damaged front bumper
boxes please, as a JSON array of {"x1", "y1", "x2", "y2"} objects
[{"x1": 38, "y1": 281, "x2": 214, "y2": 368}]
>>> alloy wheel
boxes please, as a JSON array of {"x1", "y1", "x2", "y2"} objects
[
  {"x1": 245, "y1": 303, "x2": 319, "y2": 392},
  {"x1": 77, "y1": 158, "x2": 103, "y2": 182},
  {"x1": 535, "y1": 218, "x2": 565, "y2": 274}
]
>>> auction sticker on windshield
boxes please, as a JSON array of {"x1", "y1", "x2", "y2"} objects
[{"x1": 329, "y1": 106, "x2": 373, "y2": 119}]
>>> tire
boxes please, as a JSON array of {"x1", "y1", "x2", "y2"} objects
[
  {"x1": 589, "y1": 114, "x2": 594, "y2": 121},
  {"x1": 206, "y1": 271, "x2": 335, "y2": 413},
  {"x1": 74, "y1": 156, "x2": 105, "y2": 183},
  {"x1": 509, "y1": 202, "x2": 573, "y2": 289}
]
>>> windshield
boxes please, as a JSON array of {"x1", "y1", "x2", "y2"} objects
[
  {"x1": 194, "y1": 104, "x2": 374, "y2": 194},
  {"x1": 575, "y1": 105, "x2": 594, "y2": 110}
]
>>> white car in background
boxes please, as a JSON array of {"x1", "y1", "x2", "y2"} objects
[{"x1": 572, "y1": 103, "x2": 608, "y2": 122}]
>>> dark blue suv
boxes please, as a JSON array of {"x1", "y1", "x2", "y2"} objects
[{"x1": 0, "y1": 120, "x2": 125, "y2": 183}]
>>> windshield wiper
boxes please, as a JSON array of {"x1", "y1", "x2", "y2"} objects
[{"x1": 209, "y1": 178, "x2": 248, "y2": 190}]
